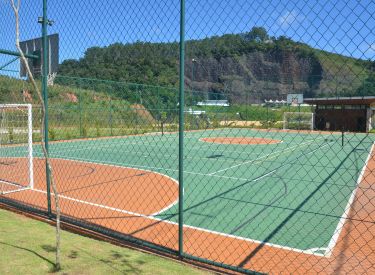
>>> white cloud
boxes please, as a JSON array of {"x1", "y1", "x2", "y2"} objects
[{"x1": 278, "y1": 10, "x2": 304, "y2": 28}]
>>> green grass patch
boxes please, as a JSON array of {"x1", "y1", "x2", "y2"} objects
[{"x1": 0, "y1": 208, "x2": 209, "y2": 275}]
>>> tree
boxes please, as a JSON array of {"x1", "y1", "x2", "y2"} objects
[
  {"x1": 357, "y1": 73, "x2": 375, "y2": 96},
  {"x1": 245, "y1": 27, "x2": 269, "y2": 42}
]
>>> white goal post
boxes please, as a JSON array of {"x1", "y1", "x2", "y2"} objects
[
  {"x1": 0, "y1": 104, "x2": 33, "y2": 194},
  {"x1": 283, "y1": 112, "x2": 315, "y2": 130}
]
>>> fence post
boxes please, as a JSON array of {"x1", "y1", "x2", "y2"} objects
[
  {"x1": 109, "y1": 98, "x2": 113, "y2": 136},
  {"x1": 178, "y1": 0, "x2": 185, "y2": 258},
  {"x1": 78, "y1": 88, "x2": 83, "y2": 137},
  {"x1": 41, "y1": 0, "x2": 52, "y2": 217}
]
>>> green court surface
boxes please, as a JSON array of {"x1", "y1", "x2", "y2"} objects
[{"x1": 3, "y1": 128, "x2": 375, "y2": 255}]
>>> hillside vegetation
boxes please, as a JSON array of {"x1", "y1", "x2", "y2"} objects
[
  {"x1": 0, "y1": 27, "x2": 374, "y2": 140},
  {"x1": 57, "y1": 27, "x2": 375, "y2": 103}
]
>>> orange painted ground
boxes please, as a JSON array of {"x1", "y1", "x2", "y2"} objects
[
  {"x1": 200, "y1": 137, "x2": 281, "y2": 145},
  {"x1": 1, "y1": 155, "x2": 375, "y2": 274},
  {"x1": 0, "y1": 158, "x2": 178, "y2": 215}
]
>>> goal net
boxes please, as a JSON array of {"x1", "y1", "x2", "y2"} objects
[
  {"x1": 283, "y1": 112, "x2": 314, "y2": 130},
  {"x1": 0, "y1": 104, "x2": 33, "y2": 195}
]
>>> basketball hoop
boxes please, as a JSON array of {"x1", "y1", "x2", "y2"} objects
[{"x1": 287, "y1": 94, "x2": 303, "y2": 105}]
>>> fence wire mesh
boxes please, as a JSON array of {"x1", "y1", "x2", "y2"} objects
[{"x1": 0, "y1": 0, "x2": 375, "y2": 274}]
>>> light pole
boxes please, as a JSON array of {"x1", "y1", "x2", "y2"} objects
[
  {"x1": 192, "y1": 58, "x2": 210, "y2": 100},
  {"x1": 192, "y1": 58, "x2": 197, "y2": 87},
  {"x1": 192, "y1": 58, "x2": 196, "y2": 104}
]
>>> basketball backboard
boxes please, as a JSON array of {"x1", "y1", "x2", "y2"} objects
[
  {"x1": 19, "y1": 33, "x2": 59, "y2": 78},
  {"x1": 287, "y1": 94, "x2": 303, "y2": 105}
]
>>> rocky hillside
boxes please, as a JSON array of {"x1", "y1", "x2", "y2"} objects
[
  {"x1": 58, "y1": 27, "x2": 374, "y2": 104},
  {"x1": 184, "y1": 50, "x2": 323, "y2": 103}
]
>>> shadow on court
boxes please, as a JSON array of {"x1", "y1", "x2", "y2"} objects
[{"x1": 238, "y1": 136, "x2": 366, "y2": 268}]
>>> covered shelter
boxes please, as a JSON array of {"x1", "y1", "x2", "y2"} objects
[{"x1": 304, "y1": 96, "x2": 375, "y2": 132}]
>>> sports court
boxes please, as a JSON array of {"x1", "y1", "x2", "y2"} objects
[
  {"x1": 1, "y1": 0, "x2": 374, "y2": 273},
  {"x1": 1, "y1": 128, "x2": 374, "y2": 267}
]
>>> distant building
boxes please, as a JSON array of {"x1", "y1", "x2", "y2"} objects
[
  {"x1": 304, "y1": 96, "x2": 375, "y2": 132},
  {"x1": 185, "y1": 108, "x2": 206, "y2": 115},
  {"x1": 196, "y1": 100, "x2": 230, "y2": 107},
  {"x1": 264, "y1": 99, "x2": 287, "y2": 106}
]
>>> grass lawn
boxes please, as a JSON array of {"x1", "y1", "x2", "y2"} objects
[{"x1": 0, "y1": 208, "x2": 210, "y2": 275}]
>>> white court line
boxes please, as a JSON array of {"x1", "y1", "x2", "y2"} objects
[
  {"x1": 49, "y1": 137, "x2": 264, "y2": 158},
  {"x1": 150, "y1": 200, "x2": 178, "y2": 216},
  {"x1": 1, "y1": 155, "x2": 329, "y2": 257},
  {"x1": 47, "y1": 144, "x2": 339, "y2": 185},
  {"x1": 46, "y1": 126, "x2": 318, "y2": 156},
  {"x1": 30, "y1": 186, "x2": 325, "y2": 258},
  {"x1": 47, "y1": 153, "x2": 281, "y2": 183},
  {"x1": 0, "y1": 179, "x2": 31, "y2": 195},
  {"x1": 49, "y1": 144, "x2": 244, "y2": 165},
  {"x1": 323, "y1": 141, "x2": 375, "y2": 257},
  {"x1": 2, "y1": 135, "x2": 348, "y2": 257},
  {"x1": 209, "y1": 137, "x2": 325, "y2": 175},
  {"x1": 0, "y1": 156, "x2": 180, "y2": 219},
  {"x1": 44, "y1": 138, "x2": 370, "y2": 258},
  {"x1": 1, "y1": 187, "x2": 31, "y2": 195},
  {"x1": 54, "y1": 157, "x2": 181, "y2": 218}
]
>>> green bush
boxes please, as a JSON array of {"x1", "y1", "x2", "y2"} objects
[
  {"x1": 81, "y1": 125, "x2": 88, "y2": 137},
  {"x1": 95, "y1": 122, "x2": 101, "y2": 137},
  {"x1": 8, "y1": 128, "x2": 14, "y2": 143},
  {"x1": 48, "y1": 128, "x2": 56, "y2": 141}
]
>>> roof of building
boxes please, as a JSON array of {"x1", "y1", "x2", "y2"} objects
[
  {"x1": 196, "y1": 100, "x2": 230, "y2": 106},
  {"x1": 304, "y1": 96, "x2": 375, "y2": 105}
]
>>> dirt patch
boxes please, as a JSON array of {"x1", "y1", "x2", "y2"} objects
[
  {"x1": 200, "y1": 137, "x2": 282, "y2": 145},
  {"x1": 64, "y1": 92, "x2": 78, "y2": 103},
  {"x1": 131, "y1": 104, "x2": 155, "y2": 123}
]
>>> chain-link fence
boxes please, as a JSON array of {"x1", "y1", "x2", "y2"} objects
[{"x1": 1, "y1": 0, "x2": 375, "y2": 274}]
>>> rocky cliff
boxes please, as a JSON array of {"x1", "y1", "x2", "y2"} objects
[
  {"x1": 58, "y1": 30, "x2": 374, "y2": 104},
  {"x1": 185, "y1": 50, "x2": 324, "y2": 103}
]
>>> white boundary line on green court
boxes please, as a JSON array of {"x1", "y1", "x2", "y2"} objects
[
  {"x1": 0, "y1": 156, "x2": 180, "y2": 218},
  {"x1": 54, "y1": 154, "x2": 335, "y2": 257},
  {"x1": 48, "y1": 138, "x2": 268, "y2": 158},
  {"x1": 45, "y1": 139, "x2": 334, "y2": 185},
  {"x1": 31, "y1": 186, "x2": 326, "y2": 258},
  {"x1": 0, "y1": 154, "x2": 331, "y2": 257},
  {"x1": 25, "y1": 172, "x2": 327, "y2": 259},
  {"x1": 49, "y1": 144, "x2": 246, "y2": 165},
  {"x1": 208, "y1": 137, "x2": 325, "y2": 175},
  {"x1": 324, "y1": 141, "x2": 375, "y2": 257},
  {"x1": 44, "y1": 153, "x2": 287, "y2": 183},
  {"x1": 58, "y1": 157, "x2": 181, "y2": 218},
  {"x1": 1, "y1": 134, "x2": 354, "y2": 259}
]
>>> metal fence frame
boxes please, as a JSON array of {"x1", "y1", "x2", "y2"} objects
[{"x1": 0, "y1": 0, "x2": 374, "y2": 274}]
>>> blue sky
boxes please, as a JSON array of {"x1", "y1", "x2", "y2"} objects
[{"x1": 0, "y1": 0, "x2": 374, "y2": 77}]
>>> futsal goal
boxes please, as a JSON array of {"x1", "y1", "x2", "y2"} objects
[
  {"x1": 283, "y1": 112, "x2": 314, "y2": 130},
  {"x1": 0, "y1": 104, "x2": 33, "y2": 195}
]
